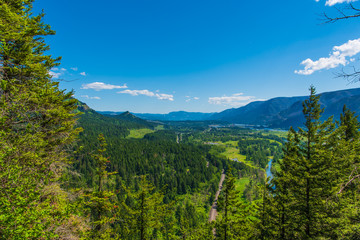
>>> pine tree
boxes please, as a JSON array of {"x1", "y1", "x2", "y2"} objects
[
  {"x1": 333, "y1": 105, "x2": 360, "y2": 238},
  {"x1": 268, "y1": 86, "x2": 341, "y2": 239},
  {"x1": 340, "y1": 105, "x2": 360, "y2": 141},
  {"x1": 216, "y1": 169, "x2": 255, "y2": 240},
  {"x1": 0, "y1": 0, "x2": 81, "y2": 238},
  {"x1": 120, "y1": 175, "x2": 168, "y2": 240},
  {"x1": 82, "y1": 134, "x2": 117, "y2": 239},
  {"x1": 267, "y1": 128, "x2": 301, "y2": 239},
  {"x1": 254, "y1": 180, "x2": 278, "y2": 239}
]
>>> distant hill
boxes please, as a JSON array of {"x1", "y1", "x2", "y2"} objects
[
  {"x1": 76, "y1": 101, "x2": 130, "y2": 138},
  {"x1": 76, "y1": 102, "x2": 157, "y2": 140},
  {"x1": 104, "y1": 111, "x2": 157, "y2": 129},
  {"x1": 98, "y1": 110, "x2": 214, "y2": 121},
  {"x1": 210, "y1": 87, "x2": 360, "y2": 129},
  {"x1": 94, "y1": 87, "x2": 360, "y2": 129},
  {"x1": 134, "y1": 111, "x2": 215, "y2": 121}
]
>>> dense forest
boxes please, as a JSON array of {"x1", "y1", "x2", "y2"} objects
[{"x1": 1, "y1": 1, "x2": 360, "y2": 239}]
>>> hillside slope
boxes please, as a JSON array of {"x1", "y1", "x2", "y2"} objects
[{"x1": 211, "y1": 88, "x2": 360, "y2": 128}]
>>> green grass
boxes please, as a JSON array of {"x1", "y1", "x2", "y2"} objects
[
  {"x1": 234, "y1": 177, "x2": 251, "y2": 202},
  {"x1": 126, "y1": 128, "x2": 155, "y2": 139},
  {"x1": 224, "y1": 140, "x2": 238, "y2": 147},
  {"x1": 235, "y1": 177, "x2": 250, "y2": 195},
  {"x1": 154, "y1": 125, "x2": 164, "y2": 130},
  {"x1": 222, "y1": 146, "x2": 247, "y2": 162},
  {"x1": 208, "y1": 140, "x2": 254, "y2": 167},
  {"x1": 260, "y1": 130, "x2": 288, "y2": 139}
]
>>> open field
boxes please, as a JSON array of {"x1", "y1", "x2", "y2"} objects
[
  {"x1": 235, "y1": 177, "x2": 250, "y2": 196},
  {"x1": 208, "y1": 140, "x2": 254, "y2": 167},
  {"x1": 154, "y1": 125, "x2": 165, "y2": 130},
  {"x1": 127, "y1": 128, "x2": 155, "y2": 139},
  {"x1": 259, "y1": 130, "x2": 288, "y2": 139}
]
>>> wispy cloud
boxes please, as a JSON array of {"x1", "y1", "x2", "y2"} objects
[
  {"x1": 118, "y1": 89, "x2": 174, "y2": 101},
  {"x1": 315, "y1": 0, "x2": 358, "y2": 6},
  {"x1": 81, "y1": 82, "x2": 128, "y2": 91},
  {"x1": 208, "y1": 93, "x2": 265, "y2": 107},
  {"x1": 185, "y1": 96, "x2": 200, "y2": 102},
  {"x1": 49, "y1": 71, "x2": 62, "y2": 79},
  {"x1": 295, "y1": 38, "x2": 360, "y2": 75},
  {"x1": 49, "y1": 67, "x2": 67, "y2": 79},
  {"x1": 71, "y1": 67, "x2": 78, "y2": 71},
  {"x1": 81, "y1": 95, "x2": 101, "y2": 100},
  {"x1": 156, "y1": 93, "x2": 174, "y2": 101},
  {"x1": 80, "y1": 72, "x2": 87, "y2": 76}
]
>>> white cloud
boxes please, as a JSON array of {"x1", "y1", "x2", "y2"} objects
[
  {"x1": 208, "y1": 93, "x2": 265, "y2": 107},
  {"x1": 80, "y1": 72, "x2": 87, "y2": 76},
  {"x1": 49, "y1": 71, "x2": 62, "y2": 79},
  {"x1": 156, "y1": 93, "x2": 174, "y2": 101},
  {"x1": 118, "y1": 89, "x2": 174, "y2": 101},
  {"x1": 120, "y1": 89, "x2": 155, "y2": 97},
  {"x1": 185, "y1": 96, "x2": 200, "y2": 102},
  {"x1": 81, "y1": 82, "x2": 128, "y2": 91},
  {"x1": 295, "y1": 38, "x2": 360, "y2": 75},
  {"x1": 71, "y1": 67, "x2": 78, "y2": 71},
  {"x1": 81, "y1": 95, "x2": 101, "y2": 100},
  {"x1": 316, "y1": 0, "x2": 359, "y2": 6},
  {"x1": 49, "y1": 67, "x2": 67, "y2": 79}
]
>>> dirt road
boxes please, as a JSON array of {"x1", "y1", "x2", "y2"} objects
[{"x1": 209, "y1": 170, "x2": 226, "y2": 222}]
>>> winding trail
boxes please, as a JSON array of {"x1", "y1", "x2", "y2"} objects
[{"x1": 209, "y1": 170, "x2": 226, "y2": 222}]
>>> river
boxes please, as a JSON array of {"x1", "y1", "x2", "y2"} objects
[{"x1": 265, "y1": 158, "x2": 273, "y2": 181}]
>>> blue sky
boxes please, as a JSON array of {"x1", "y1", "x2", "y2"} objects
[{"x1": 34, "y1": 0, "x2": 360, "y2": 113}]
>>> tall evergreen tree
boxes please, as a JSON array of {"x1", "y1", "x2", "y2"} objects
[
  {"x1": 82, "y1": 134, "x2": 117, "y2": 239},
  {"x1": 0, "y1": 0, "x2": 81, "y2": 238},
  {"x1": 332, "y1": 105, "x2": 360, "y2": 238},
  {"x1": 216, "y1": 169, "x2": 255, "y2": 240},
  {"x1": 120, "y1": 175, "x2": 168, "y2": 240},
  {"x1": 340, "y1": 105, "x2": 360, "y2": 141},
  {"x1": 267, "y1": 86, "x2": 342, "y2": 239}
]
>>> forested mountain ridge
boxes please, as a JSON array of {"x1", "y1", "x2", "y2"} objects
[
  {"x1": 135, "y1": 111, "x2": 215, "y2": 121},
  {"x1": 98, "y1": 110, "x2": 215, "y2": 121},
  {"x1": 76, "y1": 101, "x2": 157, "y2": 139},
  {"x1": 99, "y1": 88, "x2": 360, "y2": 128},
  {"x1": 211, "y1": 87, "x2": 360, "y2": 128},
  {"x1": 105, "y1": 110, "x2": 158, "y2": 129}
]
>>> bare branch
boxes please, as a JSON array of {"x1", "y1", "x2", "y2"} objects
[
  {"x1": 321, "y1": 3, "x2": 360, "y2": 23},
  {"x1": 338, "y1": 167, "x2": 360, "y2": 194},
  {"x1": 338, "y1": 174, "x2": 360, "y2": 194},
  {"x1": 334, "y1": 67, "x2": 360, "y2": 84},
  {"x1": 349, "y1": 3, "x2": 360, "y2": 12}
]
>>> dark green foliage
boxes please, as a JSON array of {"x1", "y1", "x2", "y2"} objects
[
  {"x1": 118, "y1": 176, "x2": 169, "y2": 239},
  {"x1": 257, "y1": 87, "x2": 360, "y2": 239},
  {"x1": 81, "y1": 134, "x2": 118, "y2": 239},
  {"x1": 340, "y1": 105, "x2": 360, "y2": 141},
  {"x1": 106, "y1": 111, "x2": 158, "y2": 129},
  {"x1": 238, "y1": 139, "x2": 281, "y2": 168},
  {"x1": 0, "y1": 0, "x2": 81, "y2": 238},
  {"x1": 216, "y1": 169, "x2": 257, "y2": 239}
]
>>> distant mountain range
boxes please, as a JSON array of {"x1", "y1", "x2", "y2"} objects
[
  {"x1": 98, "y1": 110, "x2": 215, "y2": 122},
  {"x1": 97, "y1": 87, "x2": 360, "y2": 129},
  {"x1": 210, "y1": 87, "x2": 360, "y2": 128},
  {"x1": 134, "y1": 111, "x2": 215, "y2": 121}
]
